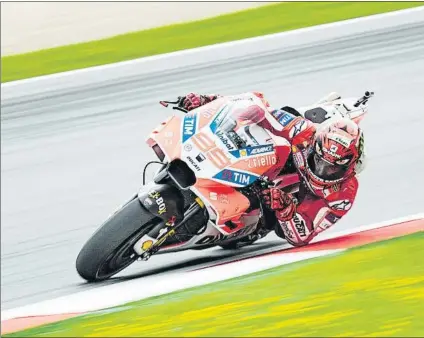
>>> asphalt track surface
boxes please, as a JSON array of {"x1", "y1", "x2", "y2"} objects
[{"x1": 2, "y1": 19, "x2": 424, "y2": 311}]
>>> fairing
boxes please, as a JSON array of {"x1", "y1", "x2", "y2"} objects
[{"x1": 147, "y1": 95, "x2": 279, "y2": 234}]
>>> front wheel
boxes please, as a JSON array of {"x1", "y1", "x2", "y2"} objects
[{"x1": 76, "y1": 197, "x2": 160, "y2": 282}]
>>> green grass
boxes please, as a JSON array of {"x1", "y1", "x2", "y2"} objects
[
  {"x1": 6, "y1": 231, "x2": 424, "y2": 337},
  {"x1": 2, "y1": 2, "x2": 423, "y2": 83}
]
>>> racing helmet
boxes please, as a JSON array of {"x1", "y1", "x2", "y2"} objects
[{"x1": 305, "y1": 118, "x2": 364, "y2": 188}]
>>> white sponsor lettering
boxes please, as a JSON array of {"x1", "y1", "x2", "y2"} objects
[
  {"x1": 156, "y1": 197, "x2": 166, "y2": 214},
  {"x1": 184, "y1": 119, "x2": 195, "y2": 135},
  {"x1": 233, "y1": 172, "x2": 251, "y2": 184},
  {"x1": 247, "y1": 154, "x2": 277, "y2": 168},
  {"x1": 250, "y1": 145, "x2": 273, "y2": 154},
  {"x1": 149, "y1": 191, "x2": 167, "y2": 215}
]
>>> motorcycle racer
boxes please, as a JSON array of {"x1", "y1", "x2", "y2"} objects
[{"x1": 179, "y1": 91, "x2": 365, "y2": 247}]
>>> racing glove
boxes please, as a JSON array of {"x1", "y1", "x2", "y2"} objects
[
  {"x1": 182, "y1": 93, "x2": 219, "y2": 111},
  {"x1": 261, "y1": 187, "x2": 296, "y2": 222}
]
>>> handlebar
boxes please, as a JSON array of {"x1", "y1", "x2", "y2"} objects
[{"x1": 159, "y1": 97, "x2": 189, "y2": 113}]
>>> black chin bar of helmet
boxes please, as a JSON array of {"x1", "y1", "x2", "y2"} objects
[
  {"x1": 159, "y1": 97, "x2": 189, "y2": 113},
  {"x1": 353, "y1": 91, "x2": 375, "y2": 107}
]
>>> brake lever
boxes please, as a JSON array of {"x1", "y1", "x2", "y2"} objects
[
  {"x1": 159, "y1": 96, "x2": 189, "y2": 113},
  {"x1": 159, "y1": 98, "x2": 181, "y2": 107}
]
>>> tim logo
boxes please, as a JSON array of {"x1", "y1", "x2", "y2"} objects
[
  {"x1": 182, "y1": 114, "x2": 197, "y2": 143},
  {"x1": 214, "y1": 169, "x2": 258, "y2": 186},
  {"x1": 222, "y1": 170, "x2": 233, "y2": 181}
]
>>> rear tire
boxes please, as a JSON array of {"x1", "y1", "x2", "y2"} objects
[{"x1": 76, "y1": 197, "x2": 159, "y2": 282}]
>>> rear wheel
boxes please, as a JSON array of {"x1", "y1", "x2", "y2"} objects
[{"x1": 76, "y1": 197, "x2": 160, "y2": 282}]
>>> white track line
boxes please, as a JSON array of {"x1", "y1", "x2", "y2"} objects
[
  {"x1": 2, "y1": 212, "x2": 423, "y2": 321},
  {"x1": 311, "y1": 212, "x2": 424, "y2": 243}
]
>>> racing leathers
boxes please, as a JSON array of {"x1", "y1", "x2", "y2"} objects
[{"x1": 181, "y1": 91, "x2": 359, "y2": 247}]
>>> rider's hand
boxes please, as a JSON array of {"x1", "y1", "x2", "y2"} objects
[
  {"x1": 182, "y1": 93, "x2": 219, "y2": 111},
  {"x1": 261, "y1": 187, "x2": 296, "y2": 222},
  {"x1": 182, "y1": 93, "x2": 202, "y2": 111}
]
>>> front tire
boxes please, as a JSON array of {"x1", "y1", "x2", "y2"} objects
[{"x1": 76, "y1": 197, "x2": 159, "y2": 282}]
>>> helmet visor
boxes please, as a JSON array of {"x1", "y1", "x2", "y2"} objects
[{"x1": 312, "y1": 153, "x2": 347, "y2": 180}]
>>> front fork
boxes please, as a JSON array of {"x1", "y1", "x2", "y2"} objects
[{"x1": 133, "y1": 197, "x2": 205, "y2": 260}]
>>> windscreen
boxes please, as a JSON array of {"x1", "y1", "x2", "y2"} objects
[{"x1": 208, "y1": 99, "x2": 268, "y2": 150}]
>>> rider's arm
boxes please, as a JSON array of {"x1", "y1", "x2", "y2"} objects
[
  {"x1": 182, "y1": 91, "x2": 267, "y2": 111},
  {"x1": 258, "y1": 108, "x2": 316, "y2": 150},
  {"x1": 277, "y1": 177, "x2": 359, "y2": 246},
  {"x1": 182, "y1": 91, "x2": 316, "y2": 148}
]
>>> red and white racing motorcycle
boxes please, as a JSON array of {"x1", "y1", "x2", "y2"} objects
[{"x1": 76, "y1": 91, "x2": 373, "y2": 282}]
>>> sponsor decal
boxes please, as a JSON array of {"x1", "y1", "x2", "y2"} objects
[
  {"x1": 219, "y1": 194, "x2": 230, "y2": 204},
  {"x1": 240, "y1": 149, "x2": 248, "y2": 157},
  {"x1": 142, "y1": 240, "x2": 153, "y2": 251},
  {"x1": 165, "y1": 216, "x2": 177, "y2": 227},
  {"x1": 250, "y1": 145, "x2": 274, "y2": 155},
  {"x1": 186, "y1": 156, "x2": 201, "y2": 171},
  {"x1": 208, "y1": 192, "x2": 229, "y2": 204},
  {"x1": 323, "y1": 184, "x2": 340, "y2": 197},
  {"x1": 213, "y1": 169, "x2": 259, "y2": 186},
  {"x1": 329, "y1": 134, "x2": 351, "y2": 147},
  {"x1": 149, "y1": 190, "x2": 167, "y2": 215},
  {"x1": 230, "y1": 144, "x2": 274, "y2": 158},
  {"x1": 140, "y1": 235, "x2": 157, "y2": 251},
  {"x1": 196, "y1": 153, "x2": 206, "y2": 162},
  {"x1": 184, "y1": 143, "x2": 193, "y2": 152},
  {"x1": 280, "y1": 222, "x2": 295, "y2": 240},
  {"x1": 144, "y1": 198, "x2": 153, "y2": 206},
  {"x1": 272, "y1": 110, "x2": 294, "y2": 127},
  {"x1": 330, "y1": 144, "x2": 339, "y2": 153},
  {"x1": 158, "y1": 228, "x2": 168, "y2": 237},
  {"x1": 289, "y1": 120, "x2": 306, "y2": 138},
  {"x1": 209, "y1": 192, "x2": 218, "y2": 201},
  {"x1": 230, "y1": 96, "x2": 254, "y2": 103},
  {"x1": 323, "y1": 146, "x2": 341, "y2": 159},
  {"x1": 279, "y1": 113, "x2": 294, "y2": 127},
  {"x1": 216, "y1": 130, "x2": 235, "y2": 150},
  {"x1": 329, "y1": 200, "x2": 352, "y2": 211},
  {"x1": 292, "y1": 214, "x2": 307, "y2": 238},
  {"x1": 182, "y1": 114, "x2": 197, "y2": 143},
  {"x1": 246, "y1": 154, "x2": 277, "y2": 168},
  {"x1": 272, "y1": 110, "x2": 284, "y2": 119},
  {"x1": 292, "y1": 151, "x2": 305, "y2": 168}
]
